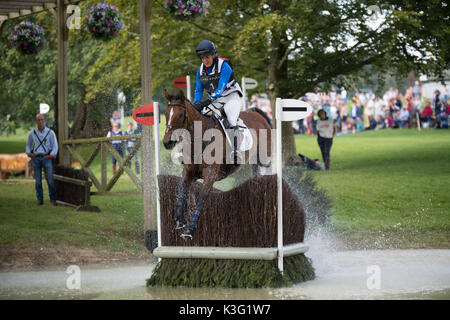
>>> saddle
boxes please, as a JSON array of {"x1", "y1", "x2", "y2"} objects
[{"x1": 201, "y1": 102, "x2": 253, "y2": 152}]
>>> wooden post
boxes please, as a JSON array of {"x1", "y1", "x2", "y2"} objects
[
  {"x1": 57, "y1": 0, "x2": 69, "y2": 167},
  {"x1": 101, "y1": 142, "x2": 107, "y2": 192},
  {"x1": 139, "y1": 0, "x2": 157, "y2": 251}
]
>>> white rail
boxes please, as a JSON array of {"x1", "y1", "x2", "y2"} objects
[{"x1": 152, "y1": 242, "x2": 309, "y2": 260}]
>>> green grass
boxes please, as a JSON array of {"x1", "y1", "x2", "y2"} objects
[
  {"x1": 295, "y1": 129, "x2": 450, "y2": 248},
  {"x1": 0, "y1": 125, "x2": 449, "y2": 264}
]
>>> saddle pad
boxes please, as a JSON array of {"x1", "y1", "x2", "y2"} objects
[{"x1": 236, "y1": 118, "x2": 253, "y2": 152}]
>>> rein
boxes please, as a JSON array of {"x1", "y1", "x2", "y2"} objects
[{"x1": 166, "y1": 101, "x2": 218, "y2": 134}]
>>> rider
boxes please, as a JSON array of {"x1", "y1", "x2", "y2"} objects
[{"x1": 193, "y1": 40, "x2": 244, "y2": 160}]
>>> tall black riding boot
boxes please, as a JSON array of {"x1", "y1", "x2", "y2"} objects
[{"x1": 231, "y1": 126, "x2": 244, "y2": 164}]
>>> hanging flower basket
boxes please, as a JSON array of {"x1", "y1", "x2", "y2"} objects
[
  {"x1": 165, "y1": 0, "x2": 209, "y2": 21},
  {"x1": 85, "y1": 2, "x2": 124, "y2": 39},
  {"x1": 8, "y1": 21, "x2": 45, "y2": 55}
]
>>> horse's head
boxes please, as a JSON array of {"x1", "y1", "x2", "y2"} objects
[{"x1": 163, "y1": 89, "x2": 187, "y2": 149}]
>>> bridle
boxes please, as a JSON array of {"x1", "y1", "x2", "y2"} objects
[
  {"x1": 165, "y1": 100, "x2": 218, "y2": 133},
  {"x1": 166, "y1": 102, "x2": 188, "y2": 132}
]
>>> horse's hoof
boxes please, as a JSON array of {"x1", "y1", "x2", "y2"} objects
[
  {"x1": 175, "y1": 220, "x2": 186, "y2": 230},
  {"x1": 180, "y1": 231, "x2": 193, "y2": 240}
]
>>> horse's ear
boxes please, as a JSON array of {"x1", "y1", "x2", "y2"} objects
[
  {"x1": 164, "y1": 89, "x2": 171, "y2": 102},
  {"x1": 179, "y1": 90, "x2": 185, "y2": 102}
]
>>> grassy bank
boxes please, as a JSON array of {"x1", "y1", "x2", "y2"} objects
[
  {"x1": 295, "y1": 129, "x2": 450, "y2": 249},
  {"x1": 1, "y1": 125, "x2": 449, "y2": 268}
]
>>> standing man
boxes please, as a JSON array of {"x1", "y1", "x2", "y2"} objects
[
  {"x1": 316, "y1": 109, "x2": 337, "y2": 170},
  {"x1": 26, "y1": 114, "x2": 58, "y2": 205}
]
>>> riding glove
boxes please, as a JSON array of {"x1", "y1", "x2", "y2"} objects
[{"x1": 193, "y1": 99, "x2": 212, "y2": 112}]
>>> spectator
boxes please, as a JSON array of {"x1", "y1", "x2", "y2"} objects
[
  {"x1": 340, "y1": 87, "x2": 347, "y2": 104},
  {"x1": 356, "y1": 117, "x2": 364, "y2": 132},
  {"x1": 110, "y1": 110, "x2": 123, "y2": 127},
  {"x1": 412, "y1": 80, "x2": 422, "y2": 98},
  {"x1": 26, "y1": 114, "x2": 58, "y2": 206},
  {"x1": 442, "y1": 84, "x2": 449, "y2": 102},
  {"x1": 388, "y1": 98, "x2": 399, "y2": 118},
  {"x1": 1, "y1": 114, "x2": 11, "y2": 136},
  {"x1": 365, "y1": 98, "x2": 375, "y2": 126},
  {"x1": 433, "y1": 90, "x2": 442, "y2": 119},
  {"x1": 321, "y1": 96, "x2": 332, "y2": 118},
  {"x1": 384, "y1": 112, "x2": 394, "y2": 128},
  {"x1": 375, "y1": 114, "x2": 385, "y2": 130},
  {"x1": 365, "y1": 115, "x2": 378, "y2": 130},
  {"x1": 374, "y1": 96, "x2": 385, "y2": 119},
  {"x1": 309, "y1": 103, "x2": 320, "y2": 135},
  {"x1": 315, "y1": 109, "x2": 337, "y2": 170},
  {"x1": 399, "y1": 106, "x2": 410, "y2": 128},
  {"x1": 436, "y1": 101, "x2": 450, "y2": 129},
  {"x1": 107, "y1": 122, "x2": 124, "y2": 175},
  {"x1": 125, "y1": 122, "x2": 140, "y2": 174},
  {"x1": 349, "y1": 99, "x2": 361, "y2": 133},
  {"x1": 350, "y1": 98, "x2": 361, "y2": 120},
  {"x1": 420, "y1": 102, "x2": 434, "y2": 128},
  {"x1": 250, "y1": 94, "x2": 258, "y2": 108}
]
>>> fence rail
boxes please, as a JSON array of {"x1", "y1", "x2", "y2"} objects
[{"x1": 62, "y1": 134, "x2": 142, "y2": 194}]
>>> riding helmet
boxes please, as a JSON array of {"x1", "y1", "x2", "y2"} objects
[{"x1": 196, "y1": 40, "x2": 217, "y2": 58}]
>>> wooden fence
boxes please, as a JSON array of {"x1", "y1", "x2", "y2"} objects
[{"x1": 62, "y1": 134, "x2": 142, "y2": 194}]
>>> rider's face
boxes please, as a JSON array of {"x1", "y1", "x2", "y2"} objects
[{"x1": 201, "y1": 55, "x2": 215, "y2": 68}]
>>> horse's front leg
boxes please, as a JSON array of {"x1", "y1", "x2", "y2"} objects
[
  {"x1": 174, "y1": 167, "x2": 195, "y2": 229},
  {"x1": 181, "y1": 166, "x2": 219, "y2": 240}
]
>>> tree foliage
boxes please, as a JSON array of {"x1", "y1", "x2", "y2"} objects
[{"x1": 0, "y1": 0, "x2": 448, "y2": 149}]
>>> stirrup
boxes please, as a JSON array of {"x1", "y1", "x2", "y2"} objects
[{"x1": 230, "y1": 149, "x2": 244, "y2": 163}]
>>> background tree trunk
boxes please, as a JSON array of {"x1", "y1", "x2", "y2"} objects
[{"x1": 268, "y1": 0, "x2": 300, "y2": 166}]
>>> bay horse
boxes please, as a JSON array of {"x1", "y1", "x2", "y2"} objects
[{"x1": 163, "y1": 90, "x2": 272, "y2": 239}]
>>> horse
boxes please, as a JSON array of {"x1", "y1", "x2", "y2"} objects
[{"x1": 162, "y1": 89, "x2": 272, "y2": 239}]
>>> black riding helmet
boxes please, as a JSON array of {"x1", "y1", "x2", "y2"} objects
[{"x1": 196, "y1": 40, "x2": 217, "y2": 58}]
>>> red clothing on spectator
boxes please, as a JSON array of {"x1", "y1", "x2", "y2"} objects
[
  {"x1": 385, "y1": 115, "x2": 393, "y2": 127},
  {"x1": 421, "y1": 105, "x2": 433, "y2": 117},
  {"x1": 443, "y1": 105, "x2": 450, "y2": 115}
]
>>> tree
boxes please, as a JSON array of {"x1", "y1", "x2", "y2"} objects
[
  {"x1": 228, "y1": 0, "x2": 449, "y2": 162},
  {"x1": 5, "y1": 0, "x2": 447, "y2": 162}
]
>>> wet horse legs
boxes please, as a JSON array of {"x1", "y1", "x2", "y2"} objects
[
  {"x1": 181, "y1": 167, "x2": 218, "y2": 240},
  {"x1": 174, "y1": 177, "x2": 191, "y2": 229}
]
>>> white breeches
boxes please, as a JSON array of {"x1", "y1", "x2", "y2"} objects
[{"x1": 214, "y1": 92, "x2": 241, "y2": 127}]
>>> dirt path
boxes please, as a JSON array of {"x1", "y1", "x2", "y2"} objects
[{"x1": 0, "y1": 245, "x2": 150, "y2": 271}]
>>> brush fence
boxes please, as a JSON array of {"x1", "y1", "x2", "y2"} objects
[{"x1": 153, "y1": 174, "x2": 308, "y2": 261}]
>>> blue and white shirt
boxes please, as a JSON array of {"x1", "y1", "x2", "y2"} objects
[
  {"x1": 194, "y1": 57, "x2": 242, "y2": 103},
  {"x1": 26, "y1": 127, "x2": 59, "y2": 158}
]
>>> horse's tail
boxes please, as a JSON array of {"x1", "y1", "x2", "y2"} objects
[{"x1": 249, "y1": 107, "x2": 272, "y2": 128}]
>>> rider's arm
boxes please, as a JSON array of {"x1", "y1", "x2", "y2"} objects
[
  {"x1": 194, "y1": 68, "x2": 204, "y2": 103},
  {"x1": 210, "y1": 61, "x2": 232, "y2": 101}
]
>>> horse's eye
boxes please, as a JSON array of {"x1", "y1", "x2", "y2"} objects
[{"x1": 178, "y1": 114, "x2": 183, "y2": 120}]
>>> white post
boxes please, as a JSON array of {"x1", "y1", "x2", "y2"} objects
[
  {"x1": 186, "y1": 76, "x2": 191, "y2": 102},
  {"x1": 153, "y1": 102, "x2": 161, "y2": 249},
  {"x1": 416, "y1": 111, "x2": 421, "y2": 131},
  {"x1": 241, "y1": 77, "x2": 247, "y2": 111},
  {"x1": 276, "y1": 98, "x2": 283, "y2": 274}
]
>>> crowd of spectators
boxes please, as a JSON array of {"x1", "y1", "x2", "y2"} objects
[{"x1": 293, "y1": 82, "x2": 450, "y2": 136}]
